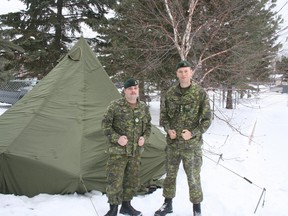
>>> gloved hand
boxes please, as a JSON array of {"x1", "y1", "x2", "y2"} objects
[
  {"x1": 138, "y1": 136, "x2": 145, "y2": 146},
  {"x1": 118, "y1": 135, "x2": 128, "y2": 146},
  {"x1": 181, "y1": 129, "x2": 192, "y2": 140}
]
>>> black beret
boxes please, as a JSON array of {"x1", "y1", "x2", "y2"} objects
[
  {"x1": 176, "y1": 60, "x2": 192, "y2": 70},
  {"x1": 124, "y1": 78, "x2": 138, "y2": 89}
]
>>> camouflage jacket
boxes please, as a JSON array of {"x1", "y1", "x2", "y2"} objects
[
  {"x1": 160, "y1": 82, "x2": 212, "y2": 142},
  {"x1": 102, "y1": 97, "x2": 151, "y2": 156}
]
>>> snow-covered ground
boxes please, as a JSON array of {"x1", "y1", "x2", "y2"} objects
[{"x1": 1, "y1": 87, "x2": 288, "y2": 216}]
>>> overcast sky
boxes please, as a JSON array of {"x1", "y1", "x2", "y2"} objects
[{"x1": 0, "y1": 0, "x2": 287, "y2": 54}]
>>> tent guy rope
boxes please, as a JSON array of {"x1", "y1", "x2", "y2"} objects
[
  {"x1": 81, "y1": 179, "x2": 99, "y2": 216},
  {"x1": 203, "y1": 153, "x2": 266, "y2": 214}
]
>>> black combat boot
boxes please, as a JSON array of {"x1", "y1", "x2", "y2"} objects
[
  {"x1": 104, "y1": 204, "x2": 118, "y2": 216},
  {"x1": 154, "y1": 198, "x2": 173, "y2": 216},
  {"x1": 193, "y1": 203, "x2": 201, "y2": 216},
  {"x1": 119, "y1": 201, "x2": 142, "y2": 216}
]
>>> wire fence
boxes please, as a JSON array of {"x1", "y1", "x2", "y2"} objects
[{"x1": 0, "y1": 79, "x2": 37, "y2": 106}]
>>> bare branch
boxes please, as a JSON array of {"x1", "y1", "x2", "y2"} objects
[{"x1": 164, "y1": 0, "x2": 182, "y2": 57}]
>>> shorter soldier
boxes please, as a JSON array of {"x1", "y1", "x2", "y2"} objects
[
  {"x1": 102, "y1": 78, "x2": 151, "y2": 216},
  {"x1": 154, "y1": 60, "x2": 212, "y2": 216}
]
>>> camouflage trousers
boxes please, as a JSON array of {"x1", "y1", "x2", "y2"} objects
[
  {"x1": 163, "y1": 138, "x2": 203, "y2": 204},
  {"x1": 106, "y1": 154, "x2": 141, "y2": 205}
]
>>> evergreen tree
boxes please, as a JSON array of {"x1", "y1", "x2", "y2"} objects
[
  {"x1": 275, "y1": 55, "x2": 288, "y2": 83},
  {"x1": 200, "y1": 0, "x2": 281, "y2": 108},
  {"x1": 0, "y1": 0, "x2": 116, "y2": 78},
  {"x1": 0, "y1": 37, "x2": 24, "y2": 83},
  {"x1": 276, "y1": 56, "x2": 288, "y2": 74}
]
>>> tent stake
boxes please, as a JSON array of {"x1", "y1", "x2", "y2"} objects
[{"x1": 254, "y1": 187, "x2": 266, "y2": 214}]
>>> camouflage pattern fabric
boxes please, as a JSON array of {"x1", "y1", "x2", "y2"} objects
[
  {"x1": 102, "y1": 97, "x2": 151, "y2": 204},
  {"x1": 106, "y1": 154, "x2": 141, "y2": 204},
  {"x1": 160, "y1": 82, "x2": 212, "y2": 203}
]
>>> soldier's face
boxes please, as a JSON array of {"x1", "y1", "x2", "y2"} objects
[
  {"x1": 176, "y1": 67, "x2": 193, "y2": 83},
  {"x1": 124, "y1": 85, "x2": 139, "y2": 101}
]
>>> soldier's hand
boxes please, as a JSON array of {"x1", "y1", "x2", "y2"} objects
[
  {"x1": 118, "y1": 135, "x2": 128, "y2": 146},
  {"x1": 181, "y1": 129, "x2": 192, "y2": 140},
  {"x1": 168, "y1": 129, "x2": 177, "y2": 139},
  {"x1": 138, "y1": 136, "x2": 145, "y2": 146}
]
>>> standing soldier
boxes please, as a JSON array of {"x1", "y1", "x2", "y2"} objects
[
  {"x1": 154, "y1": 60, "x2": 212, "y2": 216},
  {"x1": 102, "y1": 78, "x2": 151, "y2": 216}
]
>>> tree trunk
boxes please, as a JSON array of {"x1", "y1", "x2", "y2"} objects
[
  {"x1": 139, "y1": 80, "x2": 144, "y2": 100},
  {"x1": 159, "y1": 79, "x2": 173, "y2": 126},
  {"x1": 226, "y1": 88, "x2": 233, "y2": 109}
]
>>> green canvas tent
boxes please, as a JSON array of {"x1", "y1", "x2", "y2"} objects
[{"x1": 0, "y1": 37, "x2": 166, "y2": 197}]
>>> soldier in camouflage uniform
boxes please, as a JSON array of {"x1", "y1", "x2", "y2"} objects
[
  {"x1": 154, "y1": 61, "x2": 212, "y2": 216},
  {"x1": 102, "y1": 78, "x2": 151, "y2": 216}
]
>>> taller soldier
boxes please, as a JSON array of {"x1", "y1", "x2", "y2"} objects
[
  {"x1": 102, "y1": 78, "x2": 151, "y2": 216},
  {"x1": 154, "y1": 60, "x2": 212, "y2": 216}
]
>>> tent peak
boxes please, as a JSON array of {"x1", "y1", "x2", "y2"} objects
[{"x1": 68, "y1": 47, "x2": 82, "y2": 61}]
